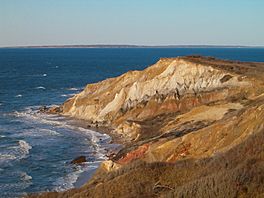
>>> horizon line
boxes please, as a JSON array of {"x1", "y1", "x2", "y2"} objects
[{"x1": 1, "y1": 44, "x2": 264, "y2": 49}]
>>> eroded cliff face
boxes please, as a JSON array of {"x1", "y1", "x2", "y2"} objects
[
  {"x1": 62, "y1": 58, "x2": 247, "y2": 123},
  {"x1": 61, "y1": 56, "x2": 261, "y2": 141},
  {"x1": 37, "y1": 56, "x2": 264, "y2": 197}
]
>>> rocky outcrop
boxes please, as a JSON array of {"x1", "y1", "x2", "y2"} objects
[
  {"x1": 32, "y1": 56, "x2": 264, "y2": 197},
  {"x1": 70, "y1": 156, "x2": 87, "y2": 164}
]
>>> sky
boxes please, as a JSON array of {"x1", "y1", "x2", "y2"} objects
[{"x1": 0, "y1": 0, "x2": 264, "y2": 47}]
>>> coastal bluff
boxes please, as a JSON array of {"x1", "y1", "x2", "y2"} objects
[{"x1": 33, "y1": 56, "x2": 264, "y2": 197}]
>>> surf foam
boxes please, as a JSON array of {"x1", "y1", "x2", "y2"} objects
[
  {"x1": 35, "y1": 86, "x2": 46, "y2": 90},
  {"x1": 18, "y1": 140, "x2": 32, "y2": 157}
]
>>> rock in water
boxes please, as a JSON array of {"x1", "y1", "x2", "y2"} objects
[
  {"x1": 39, "y1": 106, "x2": 48, "y2": 113},
  {"x1": 47, "y1": 106, "x2": 62, "y2": 114},
  {"x1": 70, "y1": 156, "x2": 86, "y2": 164}
]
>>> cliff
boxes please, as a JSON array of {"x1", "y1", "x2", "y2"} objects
[{"x1": 36, "y1": 56, "x2": 264, "y2": 197}]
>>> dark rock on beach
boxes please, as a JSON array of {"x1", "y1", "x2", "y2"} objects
[
  {"x1": 39, "y1": 105, "x2": 62, "y2": 114},
  {"x1": 47, "y1": 106, "x2": 63, "y2": 114},
  {"x1": 38, "y1": 106, "x2": 49, "y2": 113},
  {"x1": 70, "y1": 156, "x2": 87, "y2": 164}
]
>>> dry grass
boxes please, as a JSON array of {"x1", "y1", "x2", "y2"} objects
[{"x1": 30, "y1": 128, "x2": 264, "y2": 198}]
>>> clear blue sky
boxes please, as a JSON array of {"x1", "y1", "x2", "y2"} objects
[{"x1": 1, "y1": 0, "x2": 264, "y2": 47}]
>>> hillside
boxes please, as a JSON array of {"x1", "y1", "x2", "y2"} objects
[{"x1": 34, "y1": 56, "x2": 264, "y2": 197}]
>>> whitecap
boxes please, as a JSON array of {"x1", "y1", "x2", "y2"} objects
[
  {"x1": 0, "y1": 154, "x2": 17, "y2": 161},
  {"x1": 12, "y1": 109, "x2": 63, "y2": 127},
  {"x1": 35, "y1": 86, "x2": 46, "y2": 90},
  {"x1": 12, "y1": 128, "x2": 61, "y2": 138},
  {"x1": 72, "y1": 127, "x2": 109, "y2": 160},
  {"x1": 82, "y1": 161, "x2": 102, "y2": 167},
  {"x1": 13, "y1": 106, "x2": 110, "y2": 146},
  {"x1": 53, "y1": 168, "x2": 83, "y2": 192},
  {"x1": 11, "y1": 106, "x2": 110, "y2": 160},
  {"x1": 20, "y1": 172, "x2": 32, "y2": 182},
  {"x1": 40, "y1": 128, "x2": 61, "y2": 136},
  {"x1": 43, "y1": 74, "x2": 47, "y2": 77},
  {"x1": 67, "y1": 87, "x2": 79, "y2": 91},
  {"x1": 18, "y1": 140, "x2": 32, "y2": 156},
  {"x1": 55, "y1": 66, "x2": 59, "y2": 68},
  {"x1": 15, "y1": 94, "x2": 22, "y2": 98},
  {"x1": 61, "y1": 94, "x2": 75, "y2": 97}
]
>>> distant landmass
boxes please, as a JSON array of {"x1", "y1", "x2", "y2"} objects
[{"x1": 2, "y1": 44, "x2": 264, "y2": 48}]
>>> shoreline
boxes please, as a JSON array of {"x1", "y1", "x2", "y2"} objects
[
  {"x1": 74, "y1": 167, "x2": 98, "y2": 188},
  {"x1": 62, "y1": 117, "x2": 124, "y2": 189},
  {"x1": 67, "y1": 116, "x2": 127, "y2": 145}
]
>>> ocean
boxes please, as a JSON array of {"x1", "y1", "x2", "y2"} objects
[{"x1": 0, "y1": 47, "x2": 264, "y2": 197}]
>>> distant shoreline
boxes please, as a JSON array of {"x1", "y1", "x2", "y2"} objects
[{"x1": 1, "y1": 44, "x2": 264, "y2": 49}]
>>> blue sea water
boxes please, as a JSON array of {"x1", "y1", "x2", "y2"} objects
[{"x1": 0, "y1": 47, "x2": 264, "y2": 197}]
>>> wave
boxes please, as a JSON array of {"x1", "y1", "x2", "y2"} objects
[
  {"x1": 24, "y1": 74, "x2": 47, "y2": 77},
  {"x1": 11, "y1": 106, "x2": 108, "y2": 137},
  {"x1": 0, "y1": 143, "x2": 18, "y2": 164},
  {"x1": 67, "y1": 87, "x2": 79, "y2": 91},
  {"x1": 53, "y1": 161, "x2": 102, "y2": 192},
  {"x1": 61, "y1": 94, "x2": 75, "y2": 97},
  {"x1": 20, "y1": 172, "x2": 32, "y2": 182},
  {"x1": 18, "y1": 140, "x2": 32, "y2": 157},
  {"x1": 74, "y1": 128, "x2": 109, "y2": 160},
  {"x1": 0, "y1": 154, "x2": 17, "y2": 161},
  {"x1": 3, "y1": 105, "x2": 116, "y2": 194},
  {"x1": 12, "y1": 106, "x2": 112, "y2": 162},
  {"x1": 40, "y1": 128, "x2": 61, "y2": 136},
  {"x1": 66, "y1": 87, "x2": 84, "y2": 92},
  {"x1": 11, "y1": 128, "x2": 61, "y2": 138},
  {"x1": 11, "y1": 106, "x2": 110, "y2": 142},
  {"x1": 12, "y1": 106, "x2": 109, "y2": 136},
  {"x1": 12, "y1": 109, "x2": 68, "y2": 128},
  {"x1": 35, "y1": 86, "x2": 46, "y2": 90},
  {"x1": 9, "y1": 106, "x2": 111, "y2": 161},
  {"x1": 15, "y1": 94, "x2": 22, "y2": 98},
  {"x1": 0, "y1": 140, "x2": 32, "y2": 163},
  {"x1": 53, "y1": 168, "x2": 82, "y2": 192}
]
